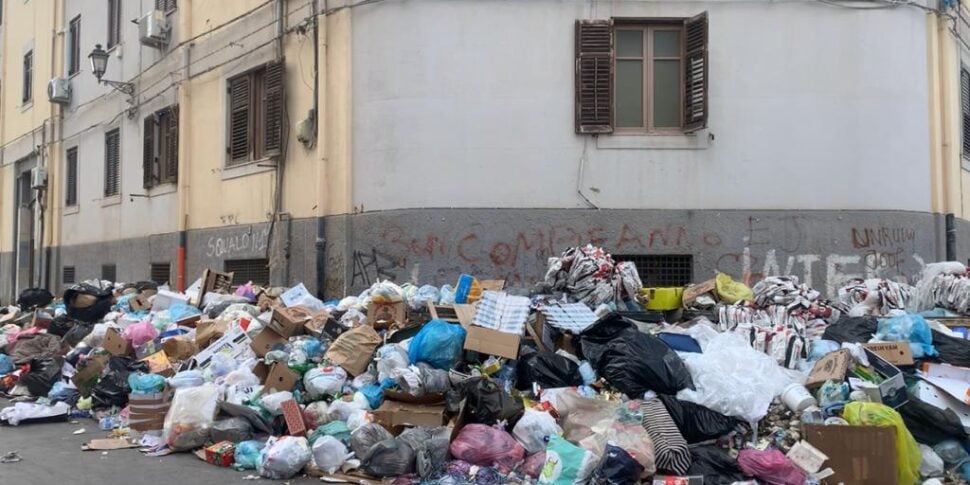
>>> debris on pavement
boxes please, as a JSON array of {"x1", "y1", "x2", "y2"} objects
[{"x1": 0, "y1": 451, "x2": 21, "y2": 463}]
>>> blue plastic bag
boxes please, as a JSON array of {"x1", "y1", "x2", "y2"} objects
[
  {"x1": 48, "y1": 381, "x2": 80, "y2": 403},
  {"x1": 0, "y1": 354, "x2": 13, "y2": 375},
  {"x1": 128, "y1": 372, "x2": 167, "y2": 394},
  {"x1": 875, "y1": 314, "x2": 938, "y2": 359},
  {"x1": 168, "y1": 304, "x2": 202, "y2": 322},
  {"x1": 408, "y1": 319, "x2": 467, "y2": 370},
  {"x1": 234, "y1": 440, "x2": 266, "y2": 470},
  {"x1": 361, "y1": 384, "x2": 384, "y2": 410}
]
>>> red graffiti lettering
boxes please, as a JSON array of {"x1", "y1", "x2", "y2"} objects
[
  {"x1": 458, "y1": 234, "x2": 480, "y2": 263},
  {"x1": 615, "y1": 224, "x2": 645, "y2": 250},
  {"x1": 586, "y1": 227, "x2": 606, "y2": 247},
  {"x1": 490, "y1": 242, "x2": 513, "y2": 266}
]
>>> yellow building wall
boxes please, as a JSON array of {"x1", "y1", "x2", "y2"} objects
[
  {"x1": 320, "y1": 8, "x2": 353, "y2": 217},
  {"x1": 928, "y1": 11, "x2": 965, "y2": 218}
]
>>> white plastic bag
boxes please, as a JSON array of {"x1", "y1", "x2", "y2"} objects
[
  {"x1": 328, "y1": 399, "x2": 366, "y2": 422},
  {"x1": 304, "y1": 366, "x2": 348, "y2": 400},
  {"x1": 260, "y1": 391, "x2": 294, "y2": 416},
  {"x1": 259, "y1": 436, "x2": 312, "y2": 479},
  {"x1": 375, "y1": 344, "x2": 410, "y2": 382},
  {"x1": 163, "y1": 383, "x2": 221, "y2": 450},
  {"x1": 224, "y1": 363, "x2": 260, "y2": 387},
  {"x1": 304, "y1": 401, "x2": 330, "y2": 428},
  {"x1": 677, "y1": 332, "x2": 798, "y2": 423},
  {"x1": 0, "y1": 401, "x2": 70, "y2": 426},
  {"x1": 513, "y1": 409, "x2": 563, "y2": 454},
  {"x1": 920, "y1": 444, "x2": 945, "y2": 478},
  {"x1": 312, "y1": 436, "x2": 353, "y2": 473}
]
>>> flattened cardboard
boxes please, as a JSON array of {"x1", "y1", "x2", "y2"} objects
[
  {"x1": 806, "y1": 349, "x2": 850, "y2": 388},
  {"x1": 804, "y1": 424, "x2": 898, "y2": 485},
  {"x1": 103, "y1": 327, "x2": 133, "y2": 357},
  {"x1": 383, "y1": 390, "x2": 446, "y2": 405},
  {"x1": 921, "y1": 362, "x2": 970, "y2": 405},
  {"x1": 463, "y1": 324, "x2": 520, "y2": 360},
  {"x1": 454, "y1": 304, "x2": 478, "y2": 327},
  {"x1": 479, "y1": 280, "x2": 506, "y2": 292},
  {"x1": 854, "y1": 348, "x2": 908, "y2": 408},
  {"x1": 256, "y1": 362, "x2": 299, "y2": 393},
  {"x1": 269, "y1": 306, "x2": 311, "y2": 338},
  {"x1": 194, "y1": 320, "x2": 227, "y2": 350},
  {"x1": 863, "y1": 342, "x2": 914, "y2": 366},
  {"x1": 367, "y1": 301, "x2": 406, "y2": 329},
  {"x1": 250, "y1": 327, "x2": 288, "y2": 357},
  {"x1": 81, "y1": 438, "x2": 140, "y2": 451},
  {"x1": 681, "y1": 278, "x2": 716, "y2": 308},
  {"x1": 373, "y1": 401, "x2": 446, "y2": 432}
]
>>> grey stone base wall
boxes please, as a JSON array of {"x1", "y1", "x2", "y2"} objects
[
  {"x1": 4, "y1": 208, "x2": 969, "y2": 305},
  {"x1": 0, "y1": 252, "x2": 12, "y2": 304}
]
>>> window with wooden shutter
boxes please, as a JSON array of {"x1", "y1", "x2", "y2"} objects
[
  {"x1": 66, "y1": 147, "x2": 78, "y2": 207},
  {"x1": 228, "y1": 75, "x2": 251, "y2": 164},
  {"x1": 264, "y1": 61, "x2": 285, "y2": 155},
  {"x1": 143, "y1": 116, "x2": 156, "y2": 189},
  {"x1": 155, "y1": 0, "x2": 177, "y2": 12},
  {"x1": 164, "y1": 105, "x2": 179, "y2": 183},
  {"x1": 226, "y1": 62, "x2": 286, "y2": 166},
  {"x1": 144, "y1": 106, "x2": 179, "y2": 187},
  {"x1": 683, "y1": 12, "x2": 709, "y2": 133},
  {"x1": 104, "y1": 129, "x2": 120, "y2": 197},
  {"x1": 22, "y1": 50, "x2": 32, "y2": 104},
  {"x1": 962, "y1": 68, "x2": 970, "y2": 160},
  {"x1": 575, "y1": 20, "x2": 613, "y2": 134},
  {"x1": 107, "y1": 0, "x2": 121, "y2": 49},
  {"x1": 68, "y1": 16, "x2": 81, "y2": 76}
]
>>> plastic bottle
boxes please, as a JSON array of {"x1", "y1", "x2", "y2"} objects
[{"x1": 99, "y1": 416, "x2": 119, "y2": 430}]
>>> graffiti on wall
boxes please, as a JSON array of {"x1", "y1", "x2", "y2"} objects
[{"x1": 205, "y1": 226, "x2": 270, "y2": 259}]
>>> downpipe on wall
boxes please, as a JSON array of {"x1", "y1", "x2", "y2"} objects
[{"x1": 946, "y1": 213, "x2": 956, "y2": 261}]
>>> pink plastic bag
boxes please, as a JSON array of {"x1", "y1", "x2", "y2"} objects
[
  {"x1": 522, "y1": 452, "x2": 546, "y2": 478},
  {"x1": 449, "y1": 424, "x2": 525, "y2": 472},
  {"x1": 122, "y1": 321, "x2": 158, "y2": 347},
  {"x1": 235, "y1": 282, "x2": 257, "y2": 301},
  {"x1": 737, "y1": 448, "x2": 807, "y2": 485}
]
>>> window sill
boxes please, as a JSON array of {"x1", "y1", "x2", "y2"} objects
[
  {"x1": 962, "y1": 157, "x2": 970, "y2": 172},
  {"x1": 597, "y1": 130, "x2": 711, "y2": 150},
  {"x1": 146, "y1": 183, "x2": 177, "y2": 197},
  {"x1": 20, "y1": 100, "x2": 33, "y2": 112},
  {"x1": 67, "y1": 71, "x2": 80, "y2": 80},
  {"x1": 221, "y1": 158, "x2": 276, "y2": 180},
  {"x1": 101, "y1": 195, "x2": 122, "y2": 207},
  {"x1": 63, "y1": 204, "x2": 79, "y2": 216}
]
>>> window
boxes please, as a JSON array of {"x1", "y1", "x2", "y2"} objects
[
  {"x1": 575, "y1": 13, "x2": 708, "y2": 135},
  {"x1": 155, "y1": 0, "x2": 177, "y2": 12},
  {"x1": 107, "y1": 0, "x2": 121, "y2": 49},
  {"x1": 144, "y1": 106, "x2": 179, "y2": 188},
  {"x1": 1, "y1": 0, "x2": 4, "y2": 26},
  {"x1": 962, "y1": 68, "x2": 970, "y2": 160},
  {"x1": 615, "y1": 254, "x2": 693, "y2": 287},
  {"x1": 104, "y1": 129, "x2": 120, "y2": 197},
  {"x1": 22, "y1": 50, "x2": 32, "y2": 104},
  {"x1": 62, "y1": 266, "x2": 76, "y2": 284},
  {"x1": 225, "y1": 258, "x2": 270, "y2": 286},
  {"x1": 150, "y1": 262, "x2": 171, "y2": 285},
  {"x1": 226, "y1": 61, "x2": 285, "y2": 165},
  {"x1": 66, "y1": 147, "x2": 78, "y2": 206},
  {"x1": 101, "y1": 264, "x2": 117, "y2": 282},
  {"x1": 68, "y1": 16, "x2": 81, "y2": 76}
]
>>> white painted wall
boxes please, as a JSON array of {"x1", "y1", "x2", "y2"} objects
[{"x1": 351, "y1": 0, "x2": 932, "y2": 212}]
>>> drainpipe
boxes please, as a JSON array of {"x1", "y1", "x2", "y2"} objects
[
  {"x1": 946, "y1": 213, "x2": 957, "y2": 261},
  {"x1": 176, "y1": 1, "x2": 193, "y2": 291},
  {"x1": 313, "y1": 0, "x2": 326, "y2": 298},
  {"x1": 939, "y1": 16, "x2": 960, "y2": 261}
]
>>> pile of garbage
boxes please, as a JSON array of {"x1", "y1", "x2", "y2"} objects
[{"x1": 0, "y1": 246, "x2": 968, "y2": 485}]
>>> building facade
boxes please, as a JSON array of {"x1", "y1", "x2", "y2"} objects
[{"x1": 1, "y1": 0, "x2": 969, "y2": 302}]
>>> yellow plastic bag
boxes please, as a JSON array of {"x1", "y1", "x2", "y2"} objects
[
  {"x1": 843, "y1": 401, "x2": 921, "y2": 485},
  {"x1": 714, "y1": 272, "x2": 753, "y2": 304}
]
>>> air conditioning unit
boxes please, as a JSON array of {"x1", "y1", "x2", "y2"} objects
[
  {"x1": 31, "y1": 167, "x2": 48, "y2": 189},
  {"x1": 47, "y1": 78, "x2": 71, "y2": 104},
  {"x1": 139, "y1": 10, "x2": 170, "y2": 47}
]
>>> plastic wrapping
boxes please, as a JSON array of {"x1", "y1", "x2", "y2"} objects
[
  {"x1": 539, "y1": 435, "x2": 598, "y2": 485},
  {"x1": 312, "y1": 436, "x2": 352, "y2": 473},
  {"x1": 591, "y1": 444, "x2": 644, "y2": 485},
  {"x1": 656, "y1": 395, "x2": 739, "y2": 444},
  {"x1": 223, "y1": 365, "x2": 261, "y2": 388},
  {"x1": 920, "y1": 444, "x2": 945, "y2": 478},
  {"x1": 0, "y1": 401, "x2": 70, "y2": 425},
  {"x1": 737, "y1": 448, "x2": 807, "y2": 485},
  {"x1": 260, "y1": 391, "x2": 294, "y2": 416},
  {"x1": 408, "y1": 319, "x2": 466, "y2": 370},
  {"x1": 304, "y1": 366, "x2": 347, "y2": 399},
  {"x1": 410, "y1": 285, "x2": 439, "y2": 310},
  {"x1": 327, "y1": 399, "x2": 366, "y2": 422},
  {"x1": 122, "y1": 321, "x2": 159, "y2": 347},
  {"x1": 512, "y1": 409, "x2": 563, "y2": 454},
  {"x1": 47, "y1": 382, "x2": 79, "y2": 405},
  {"x1": 932, "y1": 329, "x2": 970, "y2": 367},
  {"x1": 523, "y1": 452, "x2": 547, "y2": 479},
  {"x1": 21, "y1": 357, "x2": 63, "y2": 397},
  {"x1": 874, "y1": 314, "x2": 938, "y2": 358},
  {"x1": 127, "y1": 372, "x2": 166, "y2": 394},
  {"x1": 92, "y1": 357, "x2": 148, "y2": 408},
  {"x1": 210, "y1": 417, "x2": 254, "y2": 443},
  {"x1": 259, "y1": 436, "x2": 312, "y2": 479},
  {"x1": 515, "y1": 352, "x2": 583, "y2": 391},
  {"x1": 715, "y1": 272, "x2": 753, "y2": 304},
  {"x1": 898, "y1": 395, "x2": 969, "y2": 445},
  {"x1": 303, "y1": 401, "x2": 330, "y2": 429},
  {"x1": 164, "y1": 383, "x2": 220, "y2": 451},
  {"x1": 375, "y1": 344, "x2": 410, "y2": 382},
  {"x1": 450, "y1": 424, "x2": 525, "y2": 471},
  {"x1": 233, "y1": 440, "x2": 265, "y2": 470},
  {"x1": 168, "y1": 370, "x2": 204, "y2": 389},
  {"x1": 844, "y1": 402, "x2": 921, "y2": 485},
  {"x1": 362, "y1": 438, "x2": 416, "y2": 477},
  {"x1": 350, "y1": 423, "x2": 394, "y2": 459},
  {"x1": 311, "y1": 421, "x2": 352, "y2": 446},
  {"x1": 676, "y1": 332, "x2": 797, "y2": 423},
  {"x1": 456, "y1": 377, "x2": 524, "y2": 428},
  {"x1": 397, "y1": 427, "x2": 451, "y2": 478},
  {"x1": 64, "y1": 283, "x2": 113, "y2": 323}
]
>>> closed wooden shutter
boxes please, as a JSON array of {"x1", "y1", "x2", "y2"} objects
[
  {"x1": 155, "y1": 0, "x2": 177, "y2": 11},
  {"x1": 66, "y1": 147, "x2": 78, "y2": 206},
  {"x1": 105, "y1": 129, "x2": 120, "y2": 196},
  {"x1": 143, "y1": 116, "x2": 156, "y2": 189},
  {"x1": 165, "y1": 105, "x2": 179, "y2": 182},
  {"x1": 108, "y1": 0, "x2": 121, "y2": 48},
  {"x1": 228, "y1": 75, "x2": 251, "y2": 163},
  {"x1": 575, "y1": 20, "x2": 613, "y2": 134},
  {"x1": 683, "y1": 12, "x2": 709, "y2": 133},
  {"x1": 962, "y1": 68, "x2": 970, "y2": 158},
  {"x1": 263, "y1": 61, "x2": 285, "y2": 155}
]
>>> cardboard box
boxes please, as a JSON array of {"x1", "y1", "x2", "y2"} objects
[
  {"x1": 190, "y1": 327, "x2": 253, "y2": 370},
  {"x1": 195, "y1": 269, "x2": 234, "y2": 308},
  {"x1": 161, "y1": 336, "x2": 198, "y2": 361},
  {"x1": 852, "y1": 348, "x2": 908, "y2": 408},
  {"x1": 920, "y1": 362, "x2": 970, "y2": 405},
  {"x1": 384, "y1": 390, "x2": 446, "y2": 405},
  {"x1": 128, "y1": 390, "x2": 172, "y2": 432},
  {"x1": 204, "y1": 441, "x2": 236, "y2": 467},
  {"x1": 72, "y1": 354, "x2": 110, "y2": 392},
  {"x1": 140, "y1": 350, "x2": 175, "y2": 377},
  {"x1": 129, "y1": 294, "x2": 152, "y2": 312},
  {"x1": 373, "y1": 401, "x2": 446, "y2": 432},
  {"x1": 281, "y1": 399, "x2": 306, "y2": 436},
  {"x1": 863, "y1": 342, "x2": 914, "y2": 366},
  {"x1": 103, "y1": 327, "x2": 133, "y2": 357},
  {"x1": 250, "y1": 327, "x2": 288, "y2": 358},
  {"x1": 152, "y1": 290, "x2": 191, "y2": 312},
  {"x1": 804, "y1": 424, "x2": 898, "y2": 485},
  {"x1": 254, "y1": 362, "x2": 300, "y2": 393},
  {"x1": 268, "y1": 306, "x2": 311, "y2": 338},
  {"x1": 463, "y1": 325, "x2": 521, "y2": 360},
  {"x1": 681, "y1": 278, "x2": 716, "y2": 308},
  {"x1": 367, "y1": 301, "x2": 406, "y2": 329},
  {"x1": 806, "y1": 349, "x2": 850, "y2": 388},
  {"x1": 195, "y1": 320, "x2": 227, "y2": 350},
  {"x1": 257, "y1": 292, "x2": 282, "y2": 312}
]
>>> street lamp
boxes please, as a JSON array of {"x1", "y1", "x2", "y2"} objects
[{"x1": 88, "y1": 44, "x2": 134, "y2": 96}]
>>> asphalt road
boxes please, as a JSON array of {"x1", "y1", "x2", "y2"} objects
[{"x1": 0, "y1": 400, "x2": 319, "y2": 484}]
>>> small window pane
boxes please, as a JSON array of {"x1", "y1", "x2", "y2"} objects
[
  {"x1": 616, "y1": 30, "x2": 643, "y2": 58},
  {"x1": 654, "y1": 30, "x2": 681, "y2": 57},
  {"x1": 616, "y1": 60, "x2": 643, "y2": 128},
  {"x1": 653, "y1": 60, "x2": 680, "y2": 128}
]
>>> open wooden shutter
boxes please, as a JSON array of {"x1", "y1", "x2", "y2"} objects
[
  {"x1": 166, "y1": 105, "x2": 179, "y2": 182},
  {"x1": 228, "y1": 75, "x2": 251, "y2": 163},
  {"x1": 105, "y1": 130, "x2": 120, "y2": 196},
  {"x1": 575, "y1": 20, "x2": 613, "y2": 134},
  {"x1": 683, "y1": 12, "x2": 709, "y2": 133},
  {"x1": 66, "y1": 148, "x2": 78, "y2": 206},
  {"x1": 962, "y1": 69, "x2": 970, "y2": 158},
  {"x1": 263, "y1": 60, "x2": 285, "y2": 155},
  {"x1": 143, "y1": 116, "x2": 156, "y2": 189}
]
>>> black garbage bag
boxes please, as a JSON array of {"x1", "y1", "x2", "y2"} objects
[
  {"x1": 351, "y1": 423, "x2": 394, "y2": 459},
  {"x1": 686, "y1": 445, "x2": 748, "y2": 485},
  {"x1": 932, "y1": 329, "x2": 970, "y2": 367},
  {"x1": 21, "y1": 357, "x2": 64, "y2": 397},
  {"x1": 47, "y1": 315, "x2": 79, "y2": 337},
  {"x1": 898, "y1": 395, "x2": 969, "y2": 445},
  {"x1": 821, "y1": 316, "x2": 877, "y2": 344},
  {"x1": 209, "y1": 417, "x2": 254, "y2": 443},
  {"x1": 579, "y1": 313, "x2": 693, "y2": 396},
  {"x1": 17, "y1": 288, "x2": 53, "y2": 311},
  {"x1": 91, "y1": 356, "x2": 148, "y2": 408},
  {"x1": 61, "y1": 322, "x2": 94, "y2": 349},
  {"x1": 657, "y1": 395, "x2": 740, "y2": 443},
  {"x1": 361, "y1": 438, "x2": 416, "y2": 478},
  {"x1": 515, "y1": 351, "x2": 583, "y2": 391},
  {"x1": 64, "y1": 283, "x2": 114, "y2": 323},
  {"x1": 398, "y1": 427, "x2": 450, "y2": 479},
  {"x1": 590, "y1": 444, "x2": 644, "y2": 485},
  {"x1": 457, "y1": 377, "x2": 524, "y2": 428}
]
